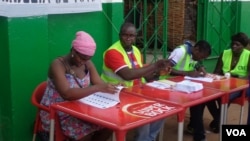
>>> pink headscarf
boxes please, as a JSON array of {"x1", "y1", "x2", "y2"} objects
[{"x1": 72, "y1": 31, "x2": 96, "y2": 56}]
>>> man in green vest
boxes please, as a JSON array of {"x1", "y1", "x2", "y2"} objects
[
  {"x1": 206, "y1": 32, "x2": 250, "y2": 133},
  {"x1": 101, "y1": 22, "x2": 172, "y2": 141},
  {"x1": 168, "y1": 40, "x2": 212, "y2": 141}
]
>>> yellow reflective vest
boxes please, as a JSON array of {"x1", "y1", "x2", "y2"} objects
[
  {"x1": 222, "y1": 49, "x2": 250, "y2": 78},
  {"x1": 159, "y1": 45, "x2": 197, "y2": 80},
  {"x1": 173, "y1": 45, "x2": 197, "y2": 71},
  {"x1": 101, "y1": 41, "x2": 146, "y2": 87}
]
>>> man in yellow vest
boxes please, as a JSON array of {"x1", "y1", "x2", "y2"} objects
[
  {"x1": 101, "y1": 22, "x2": 171, "y2": 141},
  {"x1": 206, "y1": 32, "x2": 250, "y2": 133},
  {"x1": 167, "y1": 40, "x2": 212, "y2": 141}
]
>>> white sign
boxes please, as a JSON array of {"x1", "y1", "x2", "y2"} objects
[{"x1": 0, "y1": 0, "x2": 102, "y2": 17}]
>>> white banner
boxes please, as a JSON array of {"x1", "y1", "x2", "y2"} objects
[{"x1": 0, "y1": 0, "x2": 102, "y2": 17}]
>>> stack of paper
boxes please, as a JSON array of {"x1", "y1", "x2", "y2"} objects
[
  {"x1": 157, "y1": 79, "x2": 177, "y2": 86},
  {"x1": 146, "y1": 81, "x2": 171, "y2": 89},
  {"x1": 173, "y1": 80, "x2": 203, "y2": 93}
]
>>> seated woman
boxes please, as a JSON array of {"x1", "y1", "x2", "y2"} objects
[
  {"x1": 40, "y1": 31, "x2": 118, "y2": 141},
  {"x1": 206, "y1": 32, "x2": 250, "y2": 133}
]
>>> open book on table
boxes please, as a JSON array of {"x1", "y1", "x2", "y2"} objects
[{"x1": 79, "y1": 86, "x2": 124, "y2": 109}]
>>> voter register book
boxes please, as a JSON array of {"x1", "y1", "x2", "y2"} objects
[
  {"x1": 79, "y1": 86, "x2": 123, "y2": 109},
  {"x1": 184, "y1": 73, "x2": 228, "y2": 83}
]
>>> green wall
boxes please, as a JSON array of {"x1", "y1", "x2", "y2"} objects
[
  {"x1": 197, "y1": 1, "x2": 250, "y2": 73},
  {"x1": 0, "y1": 3, "x2": 123, "y2": 141},
  {"x1": 0, "y1": 16, "x2": 11, "y2": 141},
  {"x1": 47, "y1": 3, "x2": 124, "y2": 74},
  {"x1": 240, "y1": 2, "x2": 250, "y2": 35}
]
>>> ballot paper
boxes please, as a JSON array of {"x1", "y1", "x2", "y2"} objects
[
  {"x1": 184, "y1": 73, "x2": 227, "y2": 83},
  {"x1": 184, "y1": 76, "x2": 213, "y2": 82},
  {"x1": 173, "y1": 80, "x2": 203, "y2": 93},
  {"x1": 79, "y1": 86, "x2": 123, "y2": 109}
]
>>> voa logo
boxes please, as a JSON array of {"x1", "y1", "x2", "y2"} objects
[{"x1": 226, "y1": 129, "x2": 247, "y2": 136}]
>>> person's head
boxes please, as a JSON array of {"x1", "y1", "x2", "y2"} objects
[
  {"x1": 231, "y1": 32, "x2": 249, "y2": 54},
  {"x1": 191, "y1": 40, "x2": 211, "y2": 61},
  {"x1": 119, "y1": 22, "x2": 137, "y2": 50},
  {"x1": 71, "y1": 31, "x2": 96, "y2": 66}
]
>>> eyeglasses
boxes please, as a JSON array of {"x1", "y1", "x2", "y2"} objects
[{"x1": 120, "y1": 33, "x2": 137, "y2": 38}]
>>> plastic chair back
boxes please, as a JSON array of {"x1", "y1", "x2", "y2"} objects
[
  {"x1": 31, "y1": 81, "x2": 67, "y2": 141},
  {"x1": 231, "y1": 90, "x2": 248, "y2": 124}
]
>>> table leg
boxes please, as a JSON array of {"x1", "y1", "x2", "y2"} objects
[
  {"x1": 223, "y1": 103, "x2": 229, "y2": 124},
  {"x1": 49, "y1": 108, "x2": 55, "y2": 141},
  {"x1": 219, "y1": 103, "x2": 225, "y2": 141},
  {"x1": 178, "y1": 121, "x2": 184, "y2": 141},
  {"x1": 115, "y1": 131, "x2": 126, "y2": 141},
  {"x1": 158, "y1": 126, "x2": 164, "y2": 141},
  {"x1": 112, "y1": 132, "x2": 116, "y2": 141},
  {"x1": 220, "y1": 93, "x2": 229, "y2": 141},
  {"x1": 177, "y1": 110, "x2": 185, "y2": 141},
  {"x1": 49, "y1": 119, "x2": 55, "y2": 141}
]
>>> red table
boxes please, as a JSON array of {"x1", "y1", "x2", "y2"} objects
[
  {"x1": 168, "y1": 76, "x2": 249, "y2": 141},
  {"x1": 123, "y1": 82, "x2": 225, "y2": 141},
  {"x1": 49, "y1": 91, "x2": 183, "y2": 141},
  {"x1": 168, "y1": 76, "x2": 248, "y2": 124}
]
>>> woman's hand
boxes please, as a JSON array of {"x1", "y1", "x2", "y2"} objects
[{"x1": 98, "y1": 83, "x2": 120, "y2": 94}]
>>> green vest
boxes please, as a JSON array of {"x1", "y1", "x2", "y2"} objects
[
  {"x1": 222, "y1": 49, "x2": 250, "y2": 78},
  {"x1": 101, "y1": 41, "x2": 146, "y2": 87},
  {"x1": 159, "y1": 45, "x2": 197, "y2": 80},
  {"x1": 173, "y1": 45, "x2": 197, "y2": 71}
]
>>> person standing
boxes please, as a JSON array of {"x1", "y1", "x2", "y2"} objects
[{"x1": 101, "y1": 22, "x2": 171, "y2": 141}]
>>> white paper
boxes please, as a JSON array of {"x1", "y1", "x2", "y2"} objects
[
  {"x1": 184, "y1": 76, "x2": 213, "y2": 82},
  {"x1": 173, "y1": 80, "x2": 203, "y2": 94},
  {"x1": 157, "y1": 80, "x2": 177, "y2": 86},
  {"x1": 79, "y1": 86, "x2": 123, "y2": 109},
  {"x1": 146, "y1": 81, "x2": 171, "y2": 89}
]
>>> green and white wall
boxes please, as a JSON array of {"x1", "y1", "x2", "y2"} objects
[{"x1": 0, "y1": 1, "x2": 124, "y2": 141}]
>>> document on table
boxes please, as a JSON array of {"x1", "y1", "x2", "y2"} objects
[
  {"x1": 146, "y1": 81, "x2": 172, "y2": 89},
  {"x1": 79, "y1": 86, "x2": 123, "y2": 109},
  {"x1": 173, "y1": 80, "x2": 203, "y2": 94},
  {"x1": 184, "y1": 76, "x2": 213, "y2": 82}
]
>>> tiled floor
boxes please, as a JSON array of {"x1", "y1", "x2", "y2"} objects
[{"x1": 123, "y1": 101, "x2": 249, "y2": 141}]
